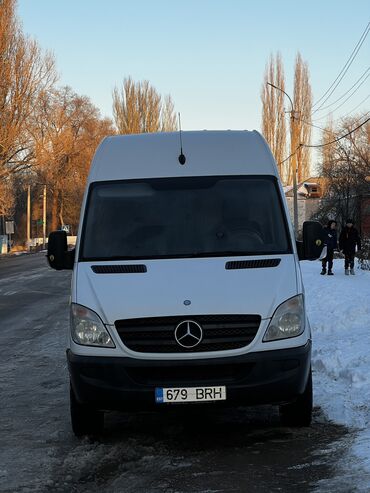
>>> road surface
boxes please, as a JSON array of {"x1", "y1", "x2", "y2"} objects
[{"x1": 0, "y1": 253, "x2": 360, "y2": 492}]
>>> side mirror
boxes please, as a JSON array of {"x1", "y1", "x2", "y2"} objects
[
  {"x1": 300, "y1": 221, "x2": 323, "y2": 260},
  {"x1": 47, "y1": 230, "x2": 75, "y2": 270}
]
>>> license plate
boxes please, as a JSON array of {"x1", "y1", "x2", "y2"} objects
[{"x1": 155, "y1": 386, "x2": 226, "y2": 404}]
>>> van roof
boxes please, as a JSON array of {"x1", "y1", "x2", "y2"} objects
[{"x1": 88, "y1": 130, "x2": 278, "y2": 183}]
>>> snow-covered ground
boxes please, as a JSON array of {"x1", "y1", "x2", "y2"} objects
[{"x1": 302, "y1": 259, "x2": 370, "y2": 487}]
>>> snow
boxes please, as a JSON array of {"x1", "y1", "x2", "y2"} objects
[{"x1": 302, "y1": 258, "x2": 370, "y2": 481}]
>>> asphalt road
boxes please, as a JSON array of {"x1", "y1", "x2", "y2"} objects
[{"x1": 0, "y1": 253, "x2": 360, "y2": 492}]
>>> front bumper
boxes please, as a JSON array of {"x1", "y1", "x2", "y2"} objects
[{"x1": 67, "y1": 341, "x2": 311, "y2": 411}]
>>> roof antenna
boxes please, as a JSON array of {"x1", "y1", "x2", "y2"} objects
[{"x1": 178, "y1": 113, "x2": 186, "y2": 165}]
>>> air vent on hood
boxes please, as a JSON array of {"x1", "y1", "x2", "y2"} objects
[
  {"x1": 91, "y1": 265, "x2": 147, "y2": 274},
  {"x1": 225, "y1": 259, "x2": 281, "y2": 270}
]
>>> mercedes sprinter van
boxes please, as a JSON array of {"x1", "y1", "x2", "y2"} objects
[{"x1": 47, "y1": 131, "x2": 322, "y2": 436}]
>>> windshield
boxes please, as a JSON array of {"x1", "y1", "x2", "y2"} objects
[{"x1": 80, "y1": 176, "x2": 291, "y2": 260}]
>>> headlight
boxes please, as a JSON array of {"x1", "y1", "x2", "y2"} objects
[
  {"x1": 71, "y1": 304, "x2": 115, "y2": 347},
  {"x1": 263, "y1": 295, "x2": 304, "y2": 342}
]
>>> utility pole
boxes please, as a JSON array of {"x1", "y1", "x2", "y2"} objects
[
  {"x1": 42, "y1": 185, "x2": 47, "y2": 249},
  {"x1": 27, "y1": 185, "x2": 31, "y2": 251},
  {"x1": 290, "y1": 113, "x2": 299, "y2": 236},
  {"x1": 267, "y1": 82, "x2": 299, "y2": 236}
]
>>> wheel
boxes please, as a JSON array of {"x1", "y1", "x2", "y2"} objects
[
  {"x1": 279, "y1": 369, "x2": 313, "y2": 427},
  {"x1": 70, "y1": 385, "x2": 104, "y2": 437}
]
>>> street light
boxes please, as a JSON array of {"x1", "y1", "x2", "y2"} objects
[
  {"x1": 267, "y1": 82, "x2": 294, "y2": 113},
  {"x1": 267, "y1": 82, "x2": 299, "y2": 236}
]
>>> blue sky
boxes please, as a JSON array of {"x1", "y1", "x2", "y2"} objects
[{"x1": 18, "y1": 0, "x2": 369, "y2": 140}]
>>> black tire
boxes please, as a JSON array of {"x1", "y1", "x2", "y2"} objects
[
  {"x1": 70, "y1": 385, "x2": 104, "y2": 437},
  {"x1": 279, "y1": 369, "x2": 313, "y2": 427}
]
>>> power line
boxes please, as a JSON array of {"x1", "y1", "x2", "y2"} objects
[
  {"x1": 312, "y1": 21, "x2": 370, "y2": 113},
  {"x1": 313, "y1": 66, "x2": 370, "y2": 113},
  {"x1": 341, "y1": 94, "x2": 370, "y2": 118},
  {"x1": 313, "y1": 70, "x2": 370, "y2": 121},
  {"x1": 279, "y1": 146, "x2": 301, "y2": 165},
  {"x1": 301, "y1": 117, "x2": 370, "y2": 148},
  {"x1": 293, "y1": 117, "x2": 354, "y2": 153},
  {"x1": 278, "y1": 115, "x2": 370, "y2": 164},
  {"x1": 293, "y1": 116, "x2": 332, "y2": 135}
]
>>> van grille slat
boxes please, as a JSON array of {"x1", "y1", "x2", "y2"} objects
[{"x1": 115, "y1": 314, "x2": 261, "y2": 353}]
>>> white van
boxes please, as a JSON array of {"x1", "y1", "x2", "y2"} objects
[{"x1": 47, "y1": 131, "x2": 322, "y2": 436}]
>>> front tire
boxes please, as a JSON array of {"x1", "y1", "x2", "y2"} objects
[
  {"x1": 279, "y1": 369, "x2": 313, "y2": 427},
  {"x1": 70, "y1": 385, "x2": 104, "y2": 437}
]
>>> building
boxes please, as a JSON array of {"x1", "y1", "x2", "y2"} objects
[{"x1": 284, "y1": 177, "x2": 325, "y2": 230}]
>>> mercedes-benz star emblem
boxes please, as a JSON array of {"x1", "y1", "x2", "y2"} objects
[{"x1": 174, "y1": 320, "x2": 203, "y2": 348}]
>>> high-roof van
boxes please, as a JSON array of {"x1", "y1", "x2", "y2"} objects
[{"x1": 47, "y1": 131, "x2": 322, "y2": 436}]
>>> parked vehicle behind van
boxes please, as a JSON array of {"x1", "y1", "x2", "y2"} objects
[{"x1": 47, "y1": 131, "x2": 322, "y2": 436}]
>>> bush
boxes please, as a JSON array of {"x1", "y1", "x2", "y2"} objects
[{"x1": 357, "y1": 237, "x2": 370, "y2": 271}]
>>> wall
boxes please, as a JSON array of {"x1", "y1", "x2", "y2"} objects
[{"x1": 285, "y1": 197, "x2": 321, "y2": 231}]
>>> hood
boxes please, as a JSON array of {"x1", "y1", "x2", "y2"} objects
[{"x1": 74, "y1": 255, "x2": 298, "y2": 325}]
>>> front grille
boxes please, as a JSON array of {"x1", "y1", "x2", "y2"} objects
[{"x1": 115, "y1": 314, "x2": 261, "y2": 353}]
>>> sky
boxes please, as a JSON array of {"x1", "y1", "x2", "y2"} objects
[{"x1": 17, "y1": 0, "x2": 369, "y2": 156}]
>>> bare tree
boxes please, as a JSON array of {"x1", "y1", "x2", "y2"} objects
[
  {"x1": 316, "y1": 115, "x2": 370, "y2": 226},
  {"x1": 112, "y1": 77, "x2": 140, "y2": 134},
  {"x1": 161, "y1": 95, "x2": 177, "y2": 132},
  {"x1": 112, "y1": 77, "x2": 177, "y2": 134},
  {"x1": 0, "y1": 176, "x2": 15, "y2": 217},
  {"x1": 32, "y1": 86, "x2": 114, "y2": 231},
  {"x1": 138, "y1": 80, "x2": 161, "y2": 133},
  {"x1": 261, "y1": 53, "x2": 287, "y2": 180},
  {"x1": 320, "y1": 117, "x2": 335, "y2": 171},
  {"x1": 0, "y1": 0, "x2": 56, "y2": 182},
  {"x1": 288, "y1": 53, "x2": 312, "y2": 184}
]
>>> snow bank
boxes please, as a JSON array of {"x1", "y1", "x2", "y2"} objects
[{"x1": 302, "y1": 259, "x2": 370, "y2": 474}]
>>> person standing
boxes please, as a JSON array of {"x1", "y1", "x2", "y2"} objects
[
  {"x1": 320, "y1": 220, "x2": 338, "y2": 275},
  {"x1": 339, "y1": 219, "x2": 361, "y2": 275}
]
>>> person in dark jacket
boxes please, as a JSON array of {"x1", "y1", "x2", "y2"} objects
[
  {"x1": 339, "y1": 219, "x2": 361, "y2": 275},
  {"x1": 320, "y1": 220, "x2": 338, "y2": 275}
]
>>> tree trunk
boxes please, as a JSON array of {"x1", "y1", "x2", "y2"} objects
[
  {"x1": 51, "y1": 188, "x2": 59, "y2": 231},
  {"x1": 59, "y1": 196, "x2": 64, "y2": 227}
]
